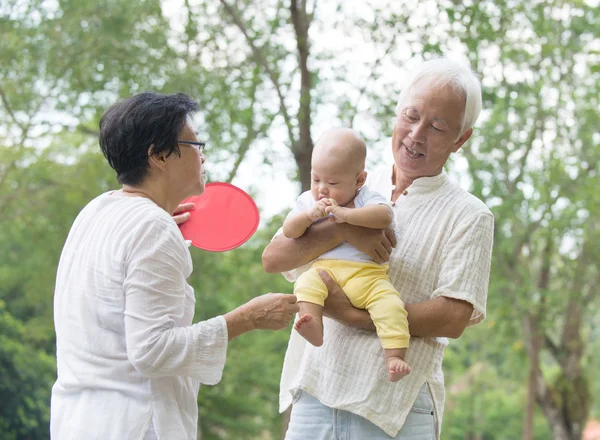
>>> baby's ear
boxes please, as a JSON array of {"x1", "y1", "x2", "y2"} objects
[{"x1": 356, "y1": 171, "x2": 367, "y2": 187}]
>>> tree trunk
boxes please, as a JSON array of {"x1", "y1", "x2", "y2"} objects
[
  {"x1": 292, "y1": 144, "x2": 313, "y2": 192},
  {"x1": 290, "y1": 0, "x2": 314, "y2": 191},
  {"x1": 522, "y1": 350, "x2": 537, "y2": 440}
]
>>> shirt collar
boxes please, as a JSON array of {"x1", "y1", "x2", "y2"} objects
[{"x1": 388, "y1": 166, "x2": 449, "y2": 195}]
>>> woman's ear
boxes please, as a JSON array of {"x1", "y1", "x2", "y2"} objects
[{"x1": 147, "y1": 144, "x2": 168, "y2": 171}]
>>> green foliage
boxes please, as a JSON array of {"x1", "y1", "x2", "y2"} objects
[
  {"x1": 192, "y1": 220, "x2": 293, "y2": 439},
  {"x1": 0, "y1": 0, "x2": 598, "y2": 439},
  {"x1": 0, "y1": 300, "x2": 56, "y2": 440}
]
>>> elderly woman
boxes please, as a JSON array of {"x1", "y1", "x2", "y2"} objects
[
  {"x1": 51, "y1": 92, "x2": 298, "y2": 440},
  {"x1": 262, "y1": 58, "x2": 494, "y2": 439}
]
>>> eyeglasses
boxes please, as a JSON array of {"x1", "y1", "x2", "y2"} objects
[{"x1": 178, "y1": 140, "x2": 206, "y2": 152}]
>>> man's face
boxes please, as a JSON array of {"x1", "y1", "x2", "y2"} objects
[{"x1": 392, "y1": 79, "x2": 472, "y2": 180}]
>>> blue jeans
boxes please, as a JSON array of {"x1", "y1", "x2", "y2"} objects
[{"x1": 285, "y1": 385, "x2": 436, "y2": 440}]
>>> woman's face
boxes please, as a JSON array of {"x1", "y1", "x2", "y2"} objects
[
  {"x1": 169, "y1": 118, "x2": 206, "y2": 199},
  {"x1": 392, "y1": 79, "x2": 472, "y2": 180}
]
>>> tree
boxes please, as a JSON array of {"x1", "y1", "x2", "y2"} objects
[
  {"x1": 0, "y1": 300, "x2": 56, "y2": 439},
  {"x1": 448, "y1": 1, "x2": 600, "y2": 438},
  {"x1": 2, "y1": 0, "x2": 599, "y2": 438}
]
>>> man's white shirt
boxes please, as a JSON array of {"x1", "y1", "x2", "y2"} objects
[{"x1": 277, "y1": 167, "x2": 494, "y2": 438}]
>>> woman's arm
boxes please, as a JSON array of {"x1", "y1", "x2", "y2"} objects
[{"x1": 125, "y1": 219, "x2": 299, "y2": 383}]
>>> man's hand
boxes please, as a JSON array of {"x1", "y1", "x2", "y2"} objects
[
  {"x1": 343, "y1": 225, "x2": 397, "y2": 264},
  {"x1": 320, "y1": 270, "x2": 375, "y2": 330},
  {"x1": 173, "y1": 202, "x2": 195, "y2": 225}
]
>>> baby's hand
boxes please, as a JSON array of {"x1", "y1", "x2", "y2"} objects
[
  {"x1": 325, "y1": 199, "x2": 349, "y2": 223},
  {"x1": 308, "y1": 199, "x2": 330, "y2": 221}
]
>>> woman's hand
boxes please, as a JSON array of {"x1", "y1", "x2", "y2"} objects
[
  {"x1": 173, "y1": 202, "x2": 195, "y2": 225},
  {"x1": 244, "y1": 293, "x2": 299, "y2": 330}
]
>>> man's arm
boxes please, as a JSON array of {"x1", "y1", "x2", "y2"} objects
[
  {"x1": 404, "y1": 298, "x2": 473, "y2": 338},
  {"x1": 262, "y1": 220, "x2": 396, "y2": 273},
  {"x1": 319, "y1": 271, "x2": 473, "y2": 338},
  {"x1": 263, "y1": 219, "x2": 345, "y2": 273}
]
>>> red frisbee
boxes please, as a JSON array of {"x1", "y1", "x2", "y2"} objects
[{"x1": 179, "y1": 182, "x2": 260, "y2": 252}]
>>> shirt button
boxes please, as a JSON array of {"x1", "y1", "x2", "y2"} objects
[{"x1": 403, "y1": 190, "x2": 408, "y2": 196}]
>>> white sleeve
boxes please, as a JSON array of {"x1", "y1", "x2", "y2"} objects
[
  {"x1": 356, "y1": 186, "x2": 392, "y2": 208},
  {"x1": 285, "y1": 190, "x2": 315, "y2": 218},
  {"x1": 123, "y1": 218, "x2": 228, "y2": 383},
  {"x1": 431, "y1": 211, "x2": 494, "y2": 326},
  {"x1": 276, "y1": 191, "x2": 317, "y2": 282},
  {"x1": 355, "y1": 186, "x2": 395, "y2": 228}
]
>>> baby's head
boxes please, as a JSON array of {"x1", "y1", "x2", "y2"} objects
[{"x1": 310, "y1": 128, "x2": 367, "y2": 205}]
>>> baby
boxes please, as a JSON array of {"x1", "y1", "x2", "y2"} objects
[{"x1": 282, "y1": 128, "x2": 410, "y2": 382}]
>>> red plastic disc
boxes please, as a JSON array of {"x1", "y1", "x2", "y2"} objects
[{"x1": 179, "y1": 182, "x2": 260, "y2": 252}]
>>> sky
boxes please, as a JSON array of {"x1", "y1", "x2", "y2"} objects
[
  {"x1": 160, "y1": 0, "x2": 473, "y2": 223},
  {"x1": 158, "y1": 0, "x2": 598, "y2": 227}
]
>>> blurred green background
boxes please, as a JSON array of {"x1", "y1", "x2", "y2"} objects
[{"x1": 1, "y1": 0, "x2": 599, "y2": 439}]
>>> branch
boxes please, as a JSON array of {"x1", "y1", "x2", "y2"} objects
[
  {"x1": 226, "y1": 74, "x2": 277, "y2": 182},
  {"x1": 544, "y1": 334, "x2": 560, "y2": 362},
  {"x1": 506, "y1": 90, "x2": 544, "y2": 194},
  {"x1": 582, "y1": 273, "x2": 599, "y2": 305},
  {"x1": 0, "y1": 84, "x2": 26, "y2": 133},
  {"x1": 521, "y1": 312, "x2": 566, "y2": 433},
  {"x1": 0, "y1": 160, "x2": 17, "y2": 192},
  {"x1": 559, "y1": 297, "x2": 584, "y2": 379},
  {"x1": 77, "y1": 126, "x2": 100, "y2": 137},
  {"x1": 219, "y1": 0, "x2": 296, "y2": 145},
  {"x1": 348, "y1": 33, "x2": 397, "y2": 127}
]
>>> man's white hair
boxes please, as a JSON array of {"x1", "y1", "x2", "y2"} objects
[{"x1": 395, "y1": 58, "x2": 483, "y2": 137}]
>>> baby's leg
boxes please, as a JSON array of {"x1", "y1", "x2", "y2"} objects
[
  {"x1": 295, "y1": 301, "x2": 324, "y2": 347},
  {"x1": 356, "y1": 272, "x2": 411, "y2": 382},
  {"x1": 384, "y1": 348, "x2": 411, "y2": 382}
]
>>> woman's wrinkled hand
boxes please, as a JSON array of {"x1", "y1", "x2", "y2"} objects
[{"x1": 244, "y1": 293, "x2": 299, "y2": 330}]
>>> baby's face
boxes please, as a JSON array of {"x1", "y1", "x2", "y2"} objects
[{"x1": 310, "y1": 156, "x2": 361, "y2": 206}]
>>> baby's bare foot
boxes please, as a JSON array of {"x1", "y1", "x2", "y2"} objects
[
  {"x1": 387, "y1": 357, "x2": 411, "y2": 382},
  {"x1": 294, "y1": 314, "x2": 323, "y2": 347}
]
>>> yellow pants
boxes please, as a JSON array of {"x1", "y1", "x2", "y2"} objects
[{"x1": 294, "y1": 260, "x2": 409, "y2": 349}]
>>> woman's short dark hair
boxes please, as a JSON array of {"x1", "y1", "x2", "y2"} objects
[{"x1": 99, "y1": 92, "x2": 198, "y2": 185}]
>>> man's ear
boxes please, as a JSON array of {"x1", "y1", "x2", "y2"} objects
[
  {"x1": 356, "y1": 170, "x2": 367, "y2": 188},
  {"x1": 147, "y1": 144, "x2": 168, "y2": 171},
  {"x1": 452, "y1": 128, "x2": 473, "y2": 153}
]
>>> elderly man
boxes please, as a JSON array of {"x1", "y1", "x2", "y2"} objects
[{"x1": 262, "y1": 58, "x2": 494, "y2": 439}]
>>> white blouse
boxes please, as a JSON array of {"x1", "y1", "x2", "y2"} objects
[
  {"x1": 278, "y1": 168, "x2": 494, "y2": 438},
  {"x1": 51, "y1": 193, "x2": 228, "y2": 440}
]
